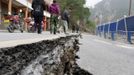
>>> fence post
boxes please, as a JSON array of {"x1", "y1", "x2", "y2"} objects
[
  {"x1": 102, "y1": 25, "x2": 104, "y2": 37},
  {"x1": 127, "y1": 31, "x2": 132, "y2": 44},
  {"x1": 97, "y1": 27, "x2": 99, "y2": 36},
  {"x1": 99, "y1": 31, "x2": 101, "y2": 37},
  {"x1": 104, "y1": 32, "x2": 106, "y2": 38},
  {"x1": 115, "y1": 20, "x2": 119, "y2": 40},
  {"x1": 124, "y1": 16, "x2": 132, "y2": 44},
  {"x1": 96, "y1": 27, "x2": 97, "y2": 35},
  {"x1": 98, "y1": 26, "x2": 101, "y2": 37},
  {"x1": 111, "y1": 31, "x2": 115, "y2": 41},
  {"x1": 108, "y1": 22, "x2": 111, "y2": 39},
  {"x1": 103, "y1": 25, "x2": 106, "y2": 38}
]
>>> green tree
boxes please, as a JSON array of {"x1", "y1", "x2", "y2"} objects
[{"x1": 57, "y1": 0, "x2": 95, "y2": 33}]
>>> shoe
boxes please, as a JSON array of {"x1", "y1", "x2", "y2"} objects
[
  {"x1": 38, "y1": 31, "x2": 42, "y2": 34},
  {"x1": 38, "y1": 32, "x2": 42, "y2": 34}
]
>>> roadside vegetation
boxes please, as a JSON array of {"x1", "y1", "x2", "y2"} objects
[{"x1": 57, "y1": 0, "x2": 96, "y2": 33}]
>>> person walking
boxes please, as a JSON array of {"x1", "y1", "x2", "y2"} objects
[
  {"x1": 49, "y1": 0, "x2": 60, "y2": 34},
  {"x1": 61, "y1": 8, "x2": 71, "y2": 34},
  {"x1": 32, "y1": 0, "x2": 45, "y2": 34}
]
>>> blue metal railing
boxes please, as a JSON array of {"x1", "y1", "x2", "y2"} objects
[{"x1": 96, "y1": 15, "x2": 134, "y2": 44}]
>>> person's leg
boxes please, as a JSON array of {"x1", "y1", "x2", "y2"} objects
[
  {"x1": 38, "y1": 17, "x2": 43, "y2": 34},
  {"x1": 63, "y1": 20, "x2": 68, "y2": 34},
  {"x1": 65, "y1": 21, "x2": 68, "y2": 32},
  {"x1": 57, "y1": 19, "x2": 62, "y2": 33},
  {"x1": 34, "y1": 23, "x2": 37, "y2": 32},
  {"x1": 36, "y1": 17, "x2": 42, "y2": 34},
  {"x1": 62, "y1": 20, "x2": 66, "y2": 33},
  {"x1": 34, "y1": 17, "x2": 38, "y2": 32},
  {"x1": 37, "y1": 22, "x2": 42, "y2": 34},
  {"x1": 53, "y1": 17, "x2": 57, "y2": 34},
  {"x1": 76, "y1": 25, "x2": 79, "y2": 33}
]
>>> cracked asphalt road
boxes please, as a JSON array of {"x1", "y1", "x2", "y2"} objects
[{"x1": 77, "y1": 34, "x2": 134, "y2": 75}]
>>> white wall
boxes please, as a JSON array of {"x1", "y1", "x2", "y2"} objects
[
  {"x1": 16, "y1": 0, "x2": 32, "y2": 9},
  {"x1": 44, "y1": 0, "x2": 53, "y2": 5}
]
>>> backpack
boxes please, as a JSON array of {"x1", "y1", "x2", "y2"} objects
[
  {"x1": 33, "y1": 4, "x2": 43, "y2": 16},
  {"x1": 35, "y1": 5, "x2": 41, "y2": 12}
]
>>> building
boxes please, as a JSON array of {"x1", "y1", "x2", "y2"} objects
[{"x1": 0, "y1": 0, "x2": 51, "y2": 30}]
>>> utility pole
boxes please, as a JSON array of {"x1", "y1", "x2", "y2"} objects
[{"x1": 128, "y1": 0, "x2": 132, "y2": 16}]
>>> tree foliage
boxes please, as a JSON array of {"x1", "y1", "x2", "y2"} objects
[
  {"x1": 57, "y1": 0, "x2": 89, "y2": 20},
  {"x1": 86, "y1": 20, "x2": 96, "y2": 33},
  {"x1": 57, "y1": 0, "x2": 95, "y2": 32}
]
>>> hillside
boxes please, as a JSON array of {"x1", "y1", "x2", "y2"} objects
[{"x1": 90, "y1": 0, "x2": 134, "y2": 24}]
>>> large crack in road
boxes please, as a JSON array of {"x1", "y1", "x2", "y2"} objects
[{"x1": 0, "y1": 35, "x2": 93, "y2": 75}]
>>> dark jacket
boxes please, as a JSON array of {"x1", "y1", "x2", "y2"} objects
[
  {"x1": 61, "y1": 9, "x2": 70, "y2": 24},
  {"x1": 32, "y1": 0, "x2": 45, "y2": 17}
]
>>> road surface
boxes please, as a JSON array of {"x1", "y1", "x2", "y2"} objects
[
  {"x1": 78, "y1": 34, "x2": 134, "y2": 75},
  {"x1": 0, "y1": 32, "x2": 76, "y2": 48}
]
